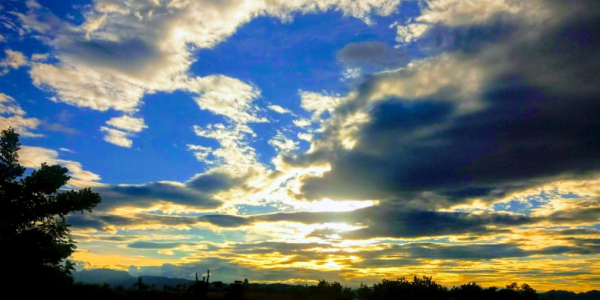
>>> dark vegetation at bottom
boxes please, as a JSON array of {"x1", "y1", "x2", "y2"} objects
[{"x1": 18, "y1": 275, "x2": 600, "y2": 300}]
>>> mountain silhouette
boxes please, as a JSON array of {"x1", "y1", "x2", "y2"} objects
[
  {"x1": 73, "y1": 269, "x2": 195, "y2": 288},
  {"x1": 73, "y1": 269, "x2": 136, "y2": 286}
]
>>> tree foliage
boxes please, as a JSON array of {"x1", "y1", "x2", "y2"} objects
[
  {"x1": 0, "y1": 128, "x2": 101, "y2": 290},
  {"x1": 357, "y1": 276, "x2": 539, "y2": 300}
]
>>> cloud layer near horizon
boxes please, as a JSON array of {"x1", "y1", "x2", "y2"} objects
[{"x1": 1, "y1": 0, "x2": 600, "y2": 292}]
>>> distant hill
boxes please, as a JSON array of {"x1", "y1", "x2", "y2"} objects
[
  {"x1": 72, "y1": 269, "x2": 195, "y2": 289},
  {"x1": 73, "y1": 269, "x2": 136, "y2": 287},
  {"x1": 137, "y1": 275, "x2": 196, "y2": 288},
  {"x1": 540, "y1": 290, "x2": 600, "y2": 300}
]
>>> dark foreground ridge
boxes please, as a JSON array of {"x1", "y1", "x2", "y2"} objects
[{"x1": 33, "y1": 269, "x2": 596, "y2": 300}]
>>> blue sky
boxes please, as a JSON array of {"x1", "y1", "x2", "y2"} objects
[{"x1": 2, "y1": 0, "x2": 600, "y2": 292}]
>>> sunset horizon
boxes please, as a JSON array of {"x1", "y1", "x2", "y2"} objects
[{"x1": 1, "y1": 0, "x2": 599, "y2": 295}]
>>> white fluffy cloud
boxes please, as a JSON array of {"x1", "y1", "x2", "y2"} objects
[
  {"x1": 269, "y1": 131, "x2": 299, "y2": 153},
  {"x1": 268, "y1": 105, "x2": 294, "y2": 115},
  {"x1": 299, "y1": 90, "x2": 345, "y2": 120},
  {"x1": 293, "y1": 118, "x2": 312, "y2": 127},
  {"x1": 185, "y1": 75, "x2": 266, "y2": 124},
  {"x1": 30, "y1": 63, "x2": 145, "y2": 111},
  {"x1": 1, "y1": 49, "x2": 28, "y2": 75},
  {"x1": 396, "y1": 0, "x2": 549, "y2": 43},
  {"x1": 0, "y1": 92, "x2": 41, "y2": 137},
  {"x1": 100, "y1": 126, "x2": 133, "y2": 148},
  {"x1": 366, "y1": 53, "x2": 486, "y2": 108},
  {"x1": 19, "y1": 146, "x2": 103, "y2": 188},
  {"x1": 192, "y1": 123, "x2": 264, "y2": 175},
  {"x1": 101, "y1": 115, "x2": 147, "y2": 147},
  {"x1": 106, "y1": 115, "x2": 147, "y2": 132},
  {"x1": 20, "y1": 0, "x2": 402, "y2": 117}
]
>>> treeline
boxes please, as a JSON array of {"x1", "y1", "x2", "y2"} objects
[
  {"x1": 353, "y1": 276, "x2": 538, "y2": 300},
  {"x1": 270, "y1": 276, "x2": 539, "y2": 300},
  {"x1": 52, "y1": 275, "x2": 600, "y2": 300}
]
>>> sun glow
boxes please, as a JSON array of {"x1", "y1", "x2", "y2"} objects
[{"x1": 302, "y1": 198, "x2": 378, "y2": 212}]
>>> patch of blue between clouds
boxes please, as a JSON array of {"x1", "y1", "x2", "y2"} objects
[
  {"x1": 190, "y1": 9, "x2": 413, "y2": 168},
  {"x1": 493, "y1": 190, "x2": 582, "y2": 215}
]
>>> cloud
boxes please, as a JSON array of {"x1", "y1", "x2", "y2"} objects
[
  {"x1": 198, "y1": 215, "x2": 251, "y2": 228},
  {"x1": 337, "y1": 41, "x2": 407, "y2": 68},
  {"x1": 30, "y1": 63, "x2": 145, "y2": 111},
  {"x1": 0, "y1": 92, "x2": 41, "y2": 137},
  {"x1": 0, "y1": 49, "x2": 27, "y2": 75},
  {"x1": 0, "y1": 92, "x2": 25, "y2": 115},
  {"x1": 269, "y1": 131, "x2": 299, "y2": 153},
  {"x1": 101, "y1": 115, "x2": 147, "y2": 147},
  {"x1": 395, "y1": 0, "x2": 549, "y2": 43},
  {"x1": 187, "y1": 172, "x2": 244, "y2": 193},
  {"x1": 299, "y1": 90, "x2": 345, "y2": 120},
  {"x1": 19, "y1": 0, "x2": 402, "y2": 117},
  {"x1": 186, "y1": 75, "x2": 266, "y2": 124},
  {"x1": 105, "y1": 115, "x2": 147, "y2": 132},
  {"x1": 191, "y1": 123, "x2": 265, "y2": 175},
  {"x1": 191, "y1": 205, "x2": 534, "y2": 240},
  {"x1": 268, "y1": 105, "x2": 293, "y2": 115},
  {"x1": 341, "y1": 67, "x2": 361, "y2": 80},
  {"x1": 298, "y1": 132, "x2": 313, "y2": 142},
  {"x1": 100, "y1": 126, "x2": 133, "y2": 148},
  {"x1": 293, "y1": 119, "x2": 312, "y2": 127},
  {"x1": 82, "y1": 171, "x2": 243, "y2": 213},
  {"x1": 555, "y1": 229, "x2": 600, "y2": 236},
  {"x1": 19, "y1": 145, "x2": 102, "y2": 187},
  {"x1": 296, "y1": 1, "x2": 600, "y2": 209},
  {"x1": 95, "y1": 181, "x2": 222, "y2": 212},
  {"x1": 187, "y1": 144, "x2": 213, "y2": 163},
  {"x1": 68, "y1": 212, "x2": 204, "y2": 232},
  {"x1": 41, "y1": 121, "x2": 79, "y2": 135},
  {"x1": 128, "y1": 242, "x2": 187, "y2": 249},
  {"x1": 31, "y1": 53, "x2": 49, "y2": 61},
  {"x1": 364, "y1": 53, "x2": 486, "y2": 105}
]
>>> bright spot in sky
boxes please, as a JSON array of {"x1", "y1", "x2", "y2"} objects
[{"x1": 301, "y1": 198, "x2": 378, "y2": 212}]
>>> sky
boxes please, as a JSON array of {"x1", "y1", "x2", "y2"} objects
[{"x1": 1, "y1": 0, "x2": 600, "y2": 292}]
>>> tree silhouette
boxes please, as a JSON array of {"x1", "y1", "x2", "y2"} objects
[{"x1": 0, "y1": 128, "x2": 101, "y2": 292}]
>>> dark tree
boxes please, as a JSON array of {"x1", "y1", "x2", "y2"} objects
[{"x1": 0, "y1": 128, "x2": 101, "y2": 292}]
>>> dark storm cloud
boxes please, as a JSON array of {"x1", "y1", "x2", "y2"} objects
[
  {"x1": 68, "y1": 213, "x2": 203, "y2": 231},
  {"x1": 418, "y1": 19, "x2": 519, "y2": 55},
  {"x1": 196, "y1": 206, "x2": 533, "y2": 239},
  {"x1": 188, "y1": 172, "x2": 243, "y2": 193},
  {"x1": 300, "y1": 0, "x2": 600, "y2": 206},
  {"x1": 337, "y1": 41, "x2": 407, "y2": 68},
  {"x1": 360, "y1": 241, "x2": 600, "y2": 262},
  {"x1": 70, "y1": 234, "x2": 141, "y2": 243},
  {"x1": 198, "y1": 214, "x2": 251, "y2": 227},
  {"x1": 69, "y1": 202, "x2": 597, "y2": 239},
  {"x1": 544, "y1": 207, "x2": 600, "y2": 224},
  {"x1": 407, "y1": 243, "x2": 529, "y2": 260},
  {"x1": 92, "y1": 172, "x2": 243, "y2": 211},
  {"x1": 556, "y1": 229, "x2": 600, "y2": 236},
  {"x1": 339, "y1": 208, "x2": 532, "y2": 239},
  {"x1": 532, "y1": 237, "x2": 600, "y2": 256}
]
